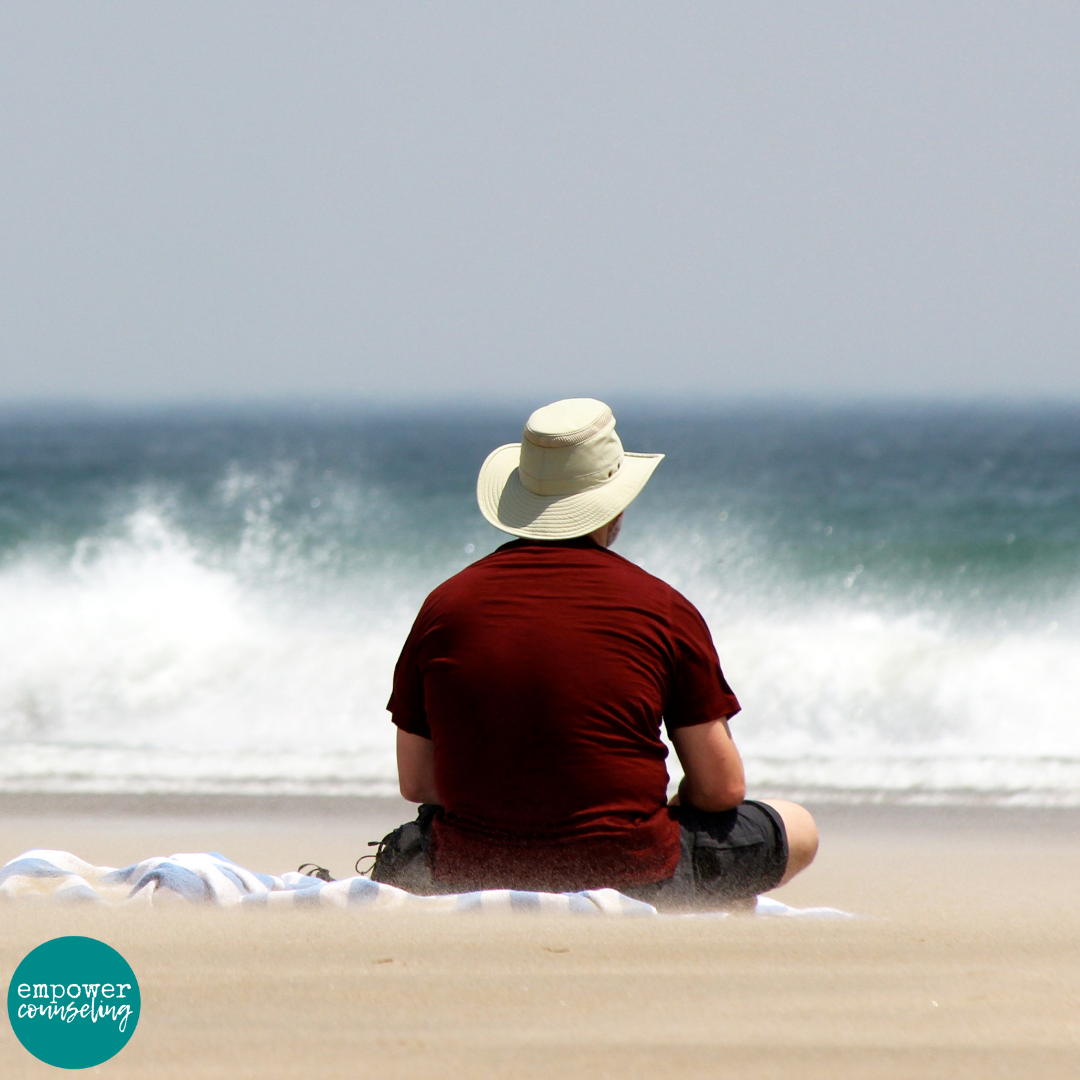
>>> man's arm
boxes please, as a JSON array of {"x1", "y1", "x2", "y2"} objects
[
  {"x1": 396, "y1": 728, "x2": 440, "y2": 804},
  {"x1": 669, "y1": 717, "x2": 746, "y2": 811}
]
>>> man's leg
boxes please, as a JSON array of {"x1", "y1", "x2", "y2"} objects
[{"x1": 761, "y1": 799, "x2": 819, "y2": 886}]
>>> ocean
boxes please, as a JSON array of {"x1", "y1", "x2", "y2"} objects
[{"x1": 1, "y1": 402, "x2": 1078, "y2": 805}]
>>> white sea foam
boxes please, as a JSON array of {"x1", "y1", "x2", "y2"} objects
[
  {"x1": 0, "y1": 507, "x2": 406, "y2": 793},
  {"x1": 1, "y1": 504, "x2": 1079, "y2": 803},
  {"x1": 709, "y1": 610, "x2": 1080, "y2": 804}
]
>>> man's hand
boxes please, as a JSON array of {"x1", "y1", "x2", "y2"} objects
[
  {"x1": 669, "y1": 717, "x2": 746, "y2": 812},
  {"x1": 396, "y1": 729, "x2": 440, "y2": 804}
]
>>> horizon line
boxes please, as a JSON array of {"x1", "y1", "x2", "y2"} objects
[{"x1": 2, "y1": 388, "x2": 1080, "y2": 416}]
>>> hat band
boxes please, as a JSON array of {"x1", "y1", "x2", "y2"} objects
[{"x1": 519, "y1": 456, "x2": 623, "y2": 497}]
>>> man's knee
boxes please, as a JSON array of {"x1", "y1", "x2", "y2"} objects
[{"x1": 761, "y1": 799, "x2": 818, "y2": 884}]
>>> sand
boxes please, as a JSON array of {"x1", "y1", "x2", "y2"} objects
[{"x1": 2, "y1": 795, "x2": 1079, "y2": 1078}]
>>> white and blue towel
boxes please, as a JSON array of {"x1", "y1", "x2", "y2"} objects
[{"x1": 0, "y1": 850, "x2": 852, "y2": 918}]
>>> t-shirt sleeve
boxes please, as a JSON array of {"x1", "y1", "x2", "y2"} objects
[
  {"x1": 662, "y1": 592, "x2": 741, "y2": 733},
  {"x1": 386, "y1": 605, "x2": 433, "y2": 739}
]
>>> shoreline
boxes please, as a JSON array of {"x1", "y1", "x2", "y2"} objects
[{"x1": 5, "y1": 789, "x2": 1080, "y2": 827}]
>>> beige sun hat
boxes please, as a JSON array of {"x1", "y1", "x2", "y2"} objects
[{"x1": 476, "y1": 398, "x2": 663, "y2": 539}]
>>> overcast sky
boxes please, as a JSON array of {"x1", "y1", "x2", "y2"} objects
[{"x1": 0, "y1": 2, "x2": 1077, "y2": 404}]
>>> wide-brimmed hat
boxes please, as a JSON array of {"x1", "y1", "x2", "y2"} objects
[{"x1": 476, "y1": 398, "x2": 663, "y2": 539}]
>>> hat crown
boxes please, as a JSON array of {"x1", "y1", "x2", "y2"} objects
[
  {"x1": 524, "y1": 398, "x2": 614, "y2": 448},
  {"x1": 519, "y1": 398, "x2": 623, "y2": 498}
]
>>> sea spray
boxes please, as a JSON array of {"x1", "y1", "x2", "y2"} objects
[{"x1": 0, "y1": 404, "x2": 1077, "y2": 803}]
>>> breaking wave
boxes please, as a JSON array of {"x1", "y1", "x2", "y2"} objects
[{"x1": 2, "y1": 405, "x2": 1078, "y2": 803}]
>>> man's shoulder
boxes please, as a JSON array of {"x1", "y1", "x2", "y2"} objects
[
  {"x1": 424, "y1": 539, "x2": 690, "y2": 607},
  {"x1": 595, "y1": 547, "x2": 684, "y2": 593},
  {"x1": 415, "y1": 545, "x2": 513, "y2": 609},
  {"x1": 590, "y1": 549, "x2": 712, "y2": 627}
]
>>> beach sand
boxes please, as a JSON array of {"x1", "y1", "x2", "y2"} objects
[{"x1": 2, "y1": 796, "x2": 1079, "y2": 1078}]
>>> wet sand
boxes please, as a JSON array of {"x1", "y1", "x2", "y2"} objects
[{"x1": 2, "y1": 796, "x2": 1079, "y2": 1078}]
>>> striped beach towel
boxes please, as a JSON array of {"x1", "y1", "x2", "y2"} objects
[{"x1": 0, "y1": 850, "x2": 851, "y2": 918}]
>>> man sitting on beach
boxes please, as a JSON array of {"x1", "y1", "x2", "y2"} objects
[{"x1": 375, "y1": 398, "x2": 817, "y2": 907}]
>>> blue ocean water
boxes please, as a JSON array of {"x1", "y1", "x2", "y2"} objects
[{"x1": 1, "y1": 402, "x2": 1078, "y2": 803}]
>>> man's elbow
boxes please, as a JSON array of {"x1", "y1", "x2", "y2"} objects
[
  {"x1": 399, "y1": 777, "x2": 435, "y2": 803},
  {"x1": 686, "y1": 779, "x2": 747, "y2": 813}
]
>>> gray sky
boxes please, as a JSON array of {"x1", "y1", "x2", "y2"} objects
[{"x1": 1, "y1": 2, "x2": 1077, "y2": 403}]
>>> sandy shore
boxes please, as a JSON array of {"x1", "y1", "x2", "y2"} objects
[{"x1": 2, "y1": 796, "x2": 1079, "y2": 1078}]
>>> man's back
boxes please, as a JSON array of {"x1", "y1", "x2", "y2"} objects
[{"x1": 389, "y1": 536, "x2": 739, "y2": 890}]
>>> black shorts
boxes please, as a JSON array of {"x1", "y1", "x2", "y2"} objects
[
  {"x1": 371, "y1": 800, "x2": 788, "y2": 910},
  {"x1": 621, "y1": 800, "x2": 789, "y2": 910}
]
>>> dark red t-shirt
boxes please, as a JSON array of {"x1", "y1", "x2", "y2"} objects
[{"x1": 387, "y1": 537, "x2": 740, "y2": 890}]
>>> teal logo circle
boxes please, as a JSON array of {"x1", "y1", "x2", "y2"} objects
[{"x1": 7, "y1": 936, "x2": 140, "y2": 1069}]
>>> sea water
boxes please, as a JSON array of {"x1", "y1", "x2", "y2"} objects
[{"x1": 1, "y1": 403, "x2": 1078, "y2": 804}]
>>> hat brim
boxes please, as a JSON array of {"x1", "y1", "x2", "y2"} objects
[{"x1": 477, "y1": 444, "x2": 664, "y2": 539}]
